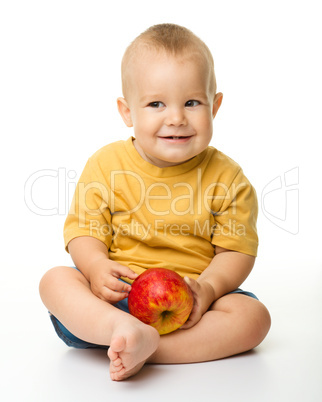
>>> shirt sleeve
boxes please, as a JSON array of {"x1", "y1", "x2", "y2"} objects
[
  {"x1": 63, "y1": 157, "x2": 113, "y2": 252},
  {"x1": 210, "y1": 168, "x2": 259, "y2": 256}
]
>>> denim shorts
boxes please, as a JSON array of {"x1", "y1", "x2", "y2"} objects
[{"x1": 49, "y1": 267, "x2": 258, "y2": 350}]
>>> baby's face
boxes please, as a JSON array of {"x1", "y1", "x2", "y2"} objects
[{"x1": 120, "y1": 51, "x2": 221, "y2": 167}]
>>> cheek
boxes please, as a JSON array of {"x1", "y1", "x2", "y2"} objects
[
  {"x1": 193, "y1": 113, "x2": 213, "y2": 133},
  {"x1": 205, "y1": 112, "x2": 214, "y2": 131},
  {"x1": 134, "y1": 112, "x2": 160, "y2": 132}
]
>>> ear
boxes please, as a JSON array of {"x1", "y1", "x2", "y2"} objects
[
  {"x1": 117, "y1": 97, "x2": 133, "y2": 127},
  {"x1": 212, "y1": 92, "x2": 223, "y2": 119}
]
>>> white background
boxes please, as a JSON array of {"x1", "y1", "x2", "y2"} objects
[{"x1": 1, "y1": 1, "x2": 321, "y2": 401}]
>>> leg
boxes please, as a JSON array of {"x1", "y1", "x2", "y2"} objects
[
  {"x1": 39, "y1": 266, "x2": 160, "y2": 381},
  {"x1": 149, "y1": 293, "x2": 271, "y2": 364}
]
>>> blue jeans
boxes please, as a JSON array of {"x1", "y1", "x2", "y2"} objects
[{"x1": 49, "y1": 268, "x2": 258, "y2": 349}]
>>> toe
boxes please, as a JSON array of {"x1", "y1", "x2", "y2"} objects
[
  {"x1": 112, "y1": 357, "x2": 122, "y2": 367},
  {"x1": 110, "y1": 335, "x2": 126, "y2": 353},
  {"x1": 110, "y1": 362, "x2": 124, "y2": 373},
  {"x1": 107, "y1": 348, "x2": 118, "y2": 361},
  {"x1": 110, "y1": 367, "x2": 126, "y2": 381}
]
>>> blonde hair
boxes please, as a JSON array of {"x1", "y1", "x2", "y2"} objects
[{"x1": 121, "y1": 23, "x2": 217, "y2": 98}]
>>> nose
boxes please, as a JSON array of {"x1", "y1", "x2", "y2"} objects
[{"x1": 165, "y1": 107, "x2": 187, "y2": 126}]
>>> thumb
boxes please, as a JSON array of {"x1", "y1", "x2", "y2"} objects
[
  {"x1": 184, "y1": 276, "x2": 191, "y2": 286},
  {"x1": 184, "y1": 276, "x2": 197, "y2": 291}
]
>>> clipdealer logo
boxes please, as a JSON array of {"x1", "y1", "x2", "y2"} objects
[
  {"x1": 261, "y1": 167, "x2": 299, "y2": 235},
  {"x1": 24, "y1": 166, "x2": 300, "y2": 235}
]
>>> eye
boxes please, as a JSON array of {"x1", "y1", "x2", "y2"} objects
[
  {"x1": 148, "y1": 101, "x2": 165, "y2": 108},
  {"x1": 185, "y1": 100, "x2": 200, "y2": 107}
]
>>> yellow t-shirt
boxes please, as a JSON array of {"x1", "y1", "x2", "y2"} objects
[{"x1": 64, "y1": 137, "x2": 258, "y2": 281}]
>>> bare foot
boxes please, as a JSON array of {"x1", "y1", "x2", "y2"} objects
[{"x1": 108, "y1": 322, "x2": 160, "y2": 381}]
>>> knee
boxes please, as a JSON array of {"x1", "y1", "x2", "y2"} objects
[
  {"x1": 248, "y1": 301, "x2": 271, "y2": 349},
  {"x1": 39, "y1": 266, "x2": 88, "y2": 303},
  {"x1": 39, "y1": 266, "x2": 62, "y2": 302},
  {"x1": 39, "y1": 266, "x2": 74, "y2": 305}
]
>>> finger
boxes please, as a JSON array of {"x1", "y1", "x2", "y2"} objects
[
  {"x1": 179, "y1": 311, "x2": 194, "y2": 330},
  {"x1": 106, "y1": 275, "x2": 132, "y2": 294},
  {"x1": 180, "y1": 323, "x2": 191, "y2": 330},
  {"x1": 180, "y1": 312, "x2": 201, "y2": 329},
  {"x1": 180, "y1": 317, "x2": 195, "y2": 330},
  {"x1": 113, "y1": 265, "x2": 139, "y2": 280},
  {"x1": 99, "y1": 287, "x2": 129, "y2": 303},
  {"x1": 180, "y1": 301, "x2": 201, "y2": 330}
]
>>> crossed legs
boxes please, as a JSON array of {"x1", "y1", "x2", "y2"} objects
[{"x1": 39, "y1": 266, "x2": 271, "y2": 381}]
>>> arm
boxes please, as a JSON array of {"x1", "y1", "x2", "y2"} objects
[
  {"x1": 181, "y1": 245, "x2": 255, "y2": 329},
  {"x1": 68, "y1": 236, "x2": 138, "y2": 303}
]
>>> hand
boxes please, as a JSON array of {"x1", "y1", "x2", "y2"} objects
[
  {"x1": 88, "y1": 259, "x2": 138, "y2": 303},
  {"x1": 180, "y1": 277, "x2": 215, "y2": 330}
]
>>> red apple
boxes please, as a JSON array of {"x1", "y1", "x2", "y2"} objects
[{"x1": 128, "y1": 268, "x2": 194, "y2": 335}]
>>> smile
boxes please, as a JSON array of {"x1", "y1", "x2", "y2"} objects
[{"x1": 159, "y1": 135, "x2": 193, "y2": 142}]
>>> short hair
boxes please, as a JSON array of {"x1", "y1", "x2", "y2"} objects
[{"x1": 121, "y1": 23, "x2": 217, "y2": 98}]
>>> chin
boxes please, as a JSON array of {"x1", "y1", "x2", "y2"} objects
[{"x1": 156, "y1": 156, "x2": 193, "y2": 167}]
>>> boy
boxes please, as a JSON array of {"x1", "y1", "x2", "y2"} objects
[{"x1": 39, "y1": 23, "x2": 271, "y2": 381}]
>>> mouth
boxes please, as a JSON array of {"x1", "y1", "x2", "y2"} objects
[
  {"x1": 159, "y1": 135, "x2": 193, "y2": 142},
  {"x1": 166, "y1": 136, "x2": 188, "y2": 139}
]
